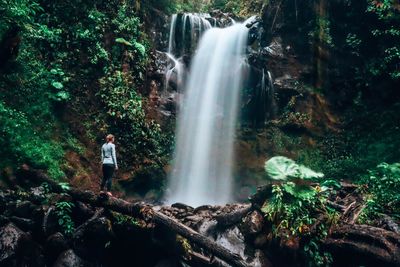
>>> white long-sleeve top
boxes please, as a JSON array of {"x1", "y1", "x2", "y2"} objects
[{"x1": 101, "y1": 143, "x2": 117, "y2": 168}]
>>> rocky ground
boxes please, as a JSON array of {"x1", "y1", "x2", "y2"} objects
[{"x1": 1, "y1": 167, "x2": 399, "y2": 267}]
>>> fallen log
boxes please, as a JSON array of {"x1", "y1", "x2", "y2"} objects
[
  {"x1": 18, "y1": 167, "x2": 250, "y2": 267},
  {"x1": 325, "y1": 224, "x2": 400, "y2": 266},
  {"x1": 155, "y1": 212, "x2": 248, "y2": 267}
]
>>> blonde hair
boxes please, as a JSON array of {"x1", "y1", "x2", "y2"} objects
[{"x1": 106, "y1": 134, "x2": 115, "y2": 143}]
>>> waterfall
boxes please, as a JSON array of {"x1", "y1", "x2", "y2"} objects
[
  {"x1": 166, "y1": 20, "x2": 250, "y2": 207},
  {"x1": 165, "y1": 14, "x2": 212, "y2": 92},
  {"x1": 167, "y1": 14, "x2": 178, "y2": 55}
]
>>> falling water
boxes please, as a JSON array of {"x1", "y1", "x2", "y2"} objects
[
  {"x1": 165, "y1": 14, "x2": 212, "y2": 92},
  {"x1": 167, "y1": 14, "x2": 178, "y2": 55},
  {"x1": 166, "y1": 20, "x2": 250, "y2": 207}
]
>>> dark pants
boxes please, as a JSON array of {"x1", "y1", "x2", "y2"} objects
[{"x1": 101, "y1": 164, "x2": 114, "y2": 191}]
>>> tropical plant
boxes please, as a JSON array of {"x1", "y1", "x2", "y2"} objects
[
  {"x1": 55, "y1": 201, "x2": 75, "y2": 236},
  {"x1": 262, "y1": 156, "x2": 335, "y2": 266}
]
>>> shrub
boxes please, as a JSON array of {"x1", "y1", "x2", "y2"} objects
[
  {"x1": 262, "y1": 156, "x2": 336, "y2": 266},
  {"x1": 359, "y1": 162, "x2": 400, "y2": 222}
]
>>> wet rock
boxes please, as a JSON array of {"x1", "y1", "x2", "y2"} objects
[
  {"x1": 197, "y1": 219, "x2": 218, "y2": 236},
  {"x1": 72, "y1": 216, "x2": 114, "y2": 260},
  {"x1": 0, "y1": 223, "x2": 27, "y2": 263},
  {"x1": 185, "y1": 215, "x2": 203, "y2": 222},
  {"x1": 215, "y1": 204, "x2": 252, "y2": 228},
  {"x1": 171, "y1": 202, "x2": 194, "y2": 211},
  {"x1": 45, "y1": 232, "x2": 69, "y2": 264},
  {"x1": 193, "y1": 205, "x2": 213, "y2": 213},
  {"x1": 152, "y1": 51, "x2": 170, "y2": 77},
  {"x1": 215, "y1": 226, "x2": 245, "y2": 257},
  {"x1": 254, "y1": 233, "x2": 268, "y2": 248},
  {"x1": 274, "y1": 74, "x2": 298, "y2": 91},
  {"x1": 263, "y1": 37, "x2": 284, "y2": 58},
  {"x1": 0, "y1": 215, "x2": 10, "y2": 227},
  {"x1": 53, "y1": 249, "x2": 86, "y2": 267},
  {"x1": 75, "y1": 202, "x2": 95, "y2": 222},
  {"x1": 246, "y1": 17, "x2": 263, "y2": 45},
  {"x1": 241, "y1": 211, "x2": 264, "y2": 237},
  {"x1": 30, "y1": 185, "x2": 48, "y2": 202},
  {"x1": 209, "y1": 10, "x2": 237, "y2": 27},
  {"x1": 247, "y1": 250, "x2": 273, "y2": 267},
  {"x1": 9, "y1": 216, "x2": 34, "y2": 231},
  {"x1": 42, "y1": 206, "x2": 59, "y2": 237},
  {"x1": 8, "y1": 200, "x2": 35, "y2": 218},
  {"x1": 0, "y1": 223, "x2": 44, "y2": 266}
]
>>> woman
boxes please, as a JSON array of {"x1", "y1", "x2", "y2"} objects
[{"x1": 101, "y1": 134, "x2": 118, "y2": 196}]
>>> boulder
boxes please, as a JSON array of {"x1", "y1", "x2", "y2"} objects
[
  {"x1": 45, "y1": 232, "x2": 69, "y2": 264},
  {"x1": 241, "y1": 211, "x2": 264, "y2": 237},
  {"x1": 0, "y1": 223, "x2": 44, "y2": 266},
  {"x1": 0, "y1": 223, "x2": 28, "y2": 263},
  {"x1": 30, "y1": 185, "x2": 48, "y2": 202},
  {"x1": 72, "y1": 216, "x2": 114, "y2": 260},
  {"x1": 53, "y1": 249, "x2": 86, "y2": 267}
]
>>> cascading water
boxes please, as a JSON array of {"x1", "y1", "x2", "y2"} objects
[
  {"x1": 165, "y1": 14, "x2": 212, "y2": 92},
  {"x1": 166, "y1": 20, "x2": 251, "y2": 207}
]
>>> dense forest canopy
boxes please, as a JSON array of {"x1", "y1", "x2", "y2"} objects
[{"x1": 0, "y1": 0, "x2": 400, "y2": 266}]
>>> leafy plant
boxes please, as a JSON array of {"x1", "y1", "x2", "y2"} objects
[
  {"x1": 58, "y1": 182, "x2": 71, "y2": 191},
  {"x1": 111, "y1": 211, "x2": 140, "y2": 226},
  {"x1": 55, "y1": 201, "x2": 75, "y2": 236},
  {"x1": 358, "y1": 162, "x2": 400, "y2": 222},
  {"x1": 0, "y1": 101, "x2": 65, "y2": 178},
  {"x1": 262, "y1": 157, "x2": 335, "y2": 266}
]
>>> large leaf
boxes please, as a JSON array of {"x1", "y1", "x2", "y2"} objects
[
  {"x1": 264, "y1": 156, "x2": 299, "y2": 180},
  {"x1": 115, "y1": 37, "x2": 133, "y2": 46},
  {"x1": 283, "y1": 182, "x2": 317, "y2": 200},
  {"x1": 133, "y1": 41, "x2": 146, "y2": 56},
  {"x1": 264, "y1": 156, "x2": 324, "y2": 181}
]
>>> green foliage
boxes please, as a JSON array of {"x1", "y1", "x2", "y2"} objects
[
  {"x1": 55, "y1": 201, "x2": 75, "y2": 236},
  {"x1": 176, "y1": 235, "x2": 193, "y2": 261},
  {"x1": 330, "y1": 0, "x2": 400, "y2": 98},
  {"x1": 322, "y1": 104, "x2": 400, "y2": 180},
  {"x1": 262, "y1": 158, "x2": 335, "y2": 266},
  {"x1": 98, "y1": 70, "x2": 171, "y2": 170},
  {"x1": 359, "y1": 162, "x2": 400, "y2": 222},
  {"x1": 0, "y1": 101, "x2": 65, "y2": 178},
  {"x1": 0, "y1": 0, "x2": 42, "y2": 36},
  {"x1": 111, "y1": 211, "x2": 140, "y2": 226},
  {"x1": 58, "y1": 182, "x2": 71, "y2": 191},
  {"x1": 345, "y1": 33, "x2": 362, "y2": 51},
  {"x1": 0, "y1": 0, "x2": 171, "y2": 183},
  {"x1": 261, "y1": 182, "x2": 334, "y2": 266},
  {"x1": 315, "y1": 17, "x2": 333, "y2": 47},
  {"x1": 365, "y1": 0, "x2": 400, "y2": 80},
  {"x1": 265, "y1": 156, "x2": 324, "y2": 181},
  {"x1": 204, "y1": 0, "x2": 266, "y2": 16}
]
